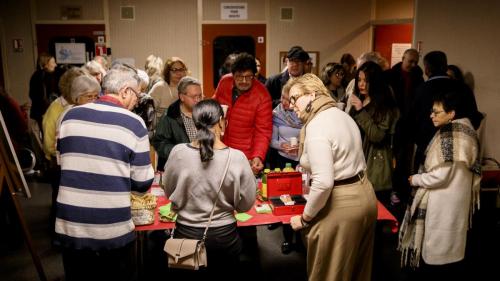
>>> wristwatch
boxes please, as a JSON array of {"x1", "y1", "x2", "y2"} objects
[{"x1": 300, "y1": 216, "x2": 311, "y2": 228}]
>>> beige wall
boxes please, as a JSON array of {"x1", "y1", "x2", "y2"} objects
[
  {"x1": 376, "y1": 0, "x2": 413, "y2": 20},
  {"x1": 414, "y1": 0, "x2": 499, "y2": 159},
  {"x1": 267, "y1": 0, "x2": 373, "y2": 76},
  {"x1": 2, "y1": 0, "x2": 411, "y2": 103},
  {"x1": 0, "y1": 0, "x2": 36, "y2": 104},
  {"x1": 36, "y1": 0, "x2": 104, "y2": 21},
  {"x1": 108, "y1": 0, "x2": 199, "y2": 78}
]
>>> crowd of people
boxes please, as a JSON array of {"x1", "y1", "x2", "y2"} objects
[{"x1": 3, "y1": 45, "x2": 483, "y2": 281}]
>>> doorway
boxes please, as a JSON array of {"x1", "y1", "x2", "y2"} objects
[
  {"x1": 202, "y1": 24, "x2": 266, "y2": 97},
  {"x1": 373, "y1": 24, "x2": 413, "y2": 68},
  {"x1": 35, "y1": 24, "x2": 106, "y2": 64}
]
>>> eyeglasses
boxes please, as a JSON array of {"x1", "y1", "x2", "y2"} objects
[
  {"x1": 288, "y1": 58, "x2": 303, "y2": 64},
  {"x1": 335, "y1": 72, "x2": 345, "y2": 78},
  {"x1": 182, "y1": 93, "x2": 203, "y2": 101},
  {"x1": 121, "y1": 63, "x2": 138, "y2": 74},
  {"x1": 430, "y1": 109, "x2": 445, "y2": 116},
  {"x1": 171, "y1": 68, "x2": 187, "y2": 73},
  {"x1": 289, "y1": 92, "x2": 309, "y2": 106},
  {"x1": 234, "y1": 74, "x2": 254, "y2": 82},
  {"x1": 281, "y1": 95, "x2": 290, "y2": 103},
  {"x1": 127, "y1": 87, "x2": 142, "y2": 99}
]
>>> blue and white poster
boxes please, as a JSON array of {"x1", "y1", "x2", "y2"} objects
[{"x1": 55, "y1": 43, "x2": 86, "y2": 64}]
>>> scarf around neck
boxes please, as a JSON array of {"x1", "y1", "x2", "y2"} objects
[
  {"x1": 298, "y1": 94, "x2": 336, "y2": 157},
  {"x1": 398, "y1": 118, "x2": 481, "y2": 268}
]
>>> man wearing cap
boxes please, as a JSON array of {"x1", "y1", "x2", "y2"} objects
[{"x1": 266, "y1": 46, "x2": 310, "y2": 108}]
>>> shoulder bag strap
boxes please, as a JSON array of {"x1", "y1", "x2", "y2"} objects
[
  {"x1": 169, "y1": 148, "x2": 232, "y2": 239},
  {"x1": 201, "y1": 148, "x2": 232, "y2": 242}
]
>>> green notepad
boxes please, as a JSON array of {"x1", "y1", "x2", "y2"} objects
[
  {"x1": 235, "y1": 212, "x2": 253, "y2": 222},
  {"x1": 159, "y1": 203, "x2": 177, "y2": 221}
]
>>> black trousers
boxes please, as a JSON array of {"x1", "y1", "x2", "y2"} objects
[
  {"x1": 47, "y1": 160, "x2": 60, "y2": 240},
  {"x1": 392, "y1": 141, "x2": 414, "y2": 204},
  {"x1": 62, "y1": 242, "x2": 136, "y2": 281},
  {"x1": 171, "y1": 222, "x2": 242, "y2": 280},
  {"x1": 266, "y1": 147, "x2": 299, "y2": 170}
]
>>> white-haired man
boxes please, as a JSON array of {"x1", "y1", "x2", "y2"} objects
[{"x1": 55, "y1": 67, "x2": 154, "y2": 281}]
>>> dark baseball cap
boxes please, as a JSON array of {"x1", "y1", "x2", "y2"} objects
[{"x1": 287, "y1": 46, "x2": 310, "y2": 62}]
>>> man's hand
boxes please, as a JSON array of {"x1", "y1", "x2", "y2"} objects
[{"x1": 250, "y1": 157, "x2": 264, "y2": 175}]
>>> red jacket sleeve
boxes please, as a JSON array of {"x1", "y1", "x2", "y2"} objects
[
  {"x1": 251, "y1": 86, "x2": 273, "y2": 161},
  {"x1": 213, "y1": 74, "x2": 232, "y2": 106}
]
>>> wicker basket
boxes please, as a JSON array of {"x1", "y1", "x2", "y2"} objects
[
  {"x1": 131, "y1": 207, "x2": 155, "y2": 225},
  {"x1": 130, "y1": 192, "x2": 157, "y2": 225}
]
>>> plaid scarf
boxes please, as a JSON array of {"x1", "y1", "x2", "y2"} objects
[{"x1": 398, "y1": 118, "x2": 481, "y2": 268}]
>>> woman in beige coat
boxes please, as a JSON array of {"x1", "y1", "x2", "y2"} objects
[{"x1": 399, "y1": 90, "x2": 481, "y2": 279}]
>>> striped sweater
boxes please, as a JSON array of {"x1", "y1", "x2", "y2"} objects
[{"x1": 55, "y1": 97, "x2": 154, "y2": 250}]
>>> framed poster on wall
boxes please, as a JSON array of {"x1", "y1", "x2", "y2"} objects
[
  {"x1": 279, "y1": 51, "x2": 320, "y2": 75},
  {"x1": 55, "y1": 42, "x2": 86, "y2": 64}
]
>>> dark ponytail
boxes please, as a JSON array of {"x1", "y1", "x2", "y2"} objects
[{"x1": 192, "y1": 99, "x2": 224, "y2": 162}]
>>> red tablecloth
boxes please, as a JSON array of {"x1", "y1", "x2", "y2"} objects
[{"x1": 135, "y1": 194, "x2": 398, "y2": 233}]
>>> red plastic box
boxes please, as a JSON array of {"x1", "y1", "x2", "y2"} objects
[{"x1": 267, "y1": 172, "x2": 307, "y2": 216}]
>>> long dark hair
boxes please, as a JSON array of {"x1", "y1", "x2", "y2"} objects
[
  {"x1": 192, "y1": 99, "x2": 224, "y2": 162},
  {"x1": 354, "y1": 61, "x2": 397, "y2": 123}
]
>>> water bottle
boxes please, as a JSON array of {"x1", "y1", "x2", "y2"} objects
[
  {"x1": 283, "y1": 162, "x2": 294, "y2": 172},
  {"x1": 261, "y1": 168, "x2": 270, "y2": 201},
  {"x1": 296, "y1": 165, "x2": 310, "y2": 195}
]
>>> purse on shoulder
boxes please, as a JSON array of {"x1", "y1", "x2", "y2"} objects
[
  {"x1": 164, "y1": 149, "x2": 232, "y2": 270},
  {"x1": 164, "y1": 238, "x2": 207, "y2": 270}
]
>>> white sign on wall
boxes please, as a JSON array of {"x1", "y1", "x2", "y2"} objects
[
  {"x1": 221, "y1": 3, "x2": 247, "y2": 20},
  {"x1": 55, "y1": 43, "x2": 86, "y2": 64},
  {"x1": 391, "y1": 43, "x2": 412, "y2": 67}
]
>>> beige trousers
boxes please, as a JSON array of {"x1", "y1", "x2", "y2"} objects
[{"x1": 303, "y1": 175, "x2": 378, "y2": 281}]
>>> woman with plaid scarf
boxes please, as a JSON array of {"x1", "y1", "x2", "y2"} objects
[{"x1": 399, "y1": 89, "x2": 481, "y2": 279}]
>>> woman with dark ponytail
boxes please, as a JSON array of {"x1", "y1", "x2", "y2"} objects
[
  {"x1": 163, "y1": 99, "x2": 256, "y2": 279},
  {"x1": 193, "y1": 99, "x2": 222, "y2": 162}
]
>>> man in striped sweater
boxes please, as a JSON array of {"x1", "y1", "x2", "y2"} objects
[{"x1": 55, "y1": 67, "x2": 154, "y2": 281}]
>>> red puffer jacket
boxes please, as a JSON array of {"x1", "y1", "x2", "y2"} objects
[{"x1": 214, "y1": 74, "x2": 272, "y2": 161}]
